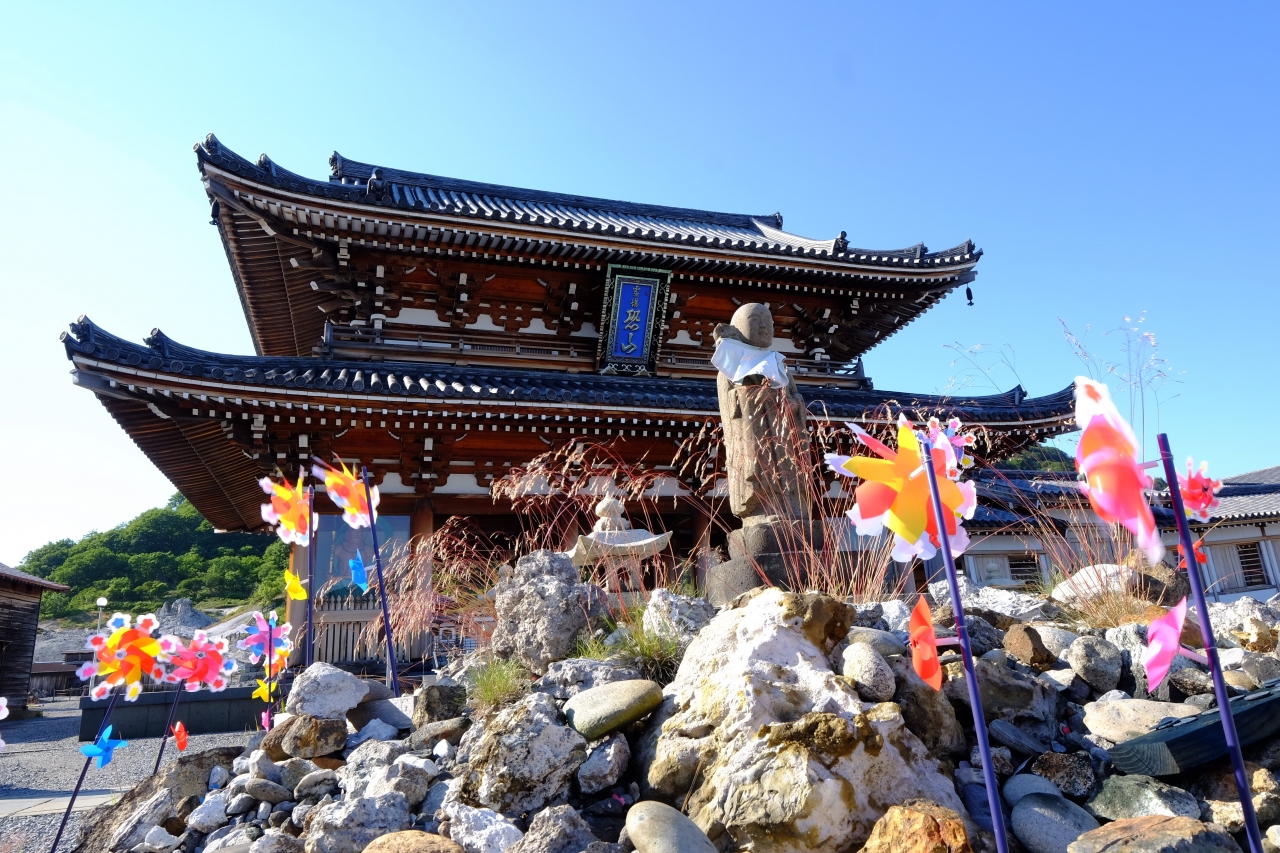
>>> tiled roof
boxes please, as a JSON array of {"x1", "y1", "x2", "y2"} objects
[
  {"x1": 195, "y1": 134, "x2": 981, "y2": 270},
  {"x1": 0, "y1": 562, "x2": 69, "y2": 592},
  {"x1": 63, "y1": 317, "x2": 1075, "y2": 428},
  {"x1": 1212, "y1": 466, "x2": 1280, "y2": 522}
]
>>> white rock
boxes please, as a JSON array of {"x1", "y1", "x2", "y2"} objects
[
  {"x1": 187, "y1": 789, "x2": 231, "y2": 834},
  {"x1": 444, "y1": 802, "x2": 525, "y2": 853},
  {"x1": 433, "y1": 739, "x2": 456, "y2": 760},
  {"x1": 841, "y1": 642, "x2": 896, "y2": 702},
  {"x1": 878, "y1": 599, "x2": 914, "y2": 633},
  {"x1": 232, "y1": 753, "x2": 252, "y2": 775},
  {"x1": 578, "y1": 734, "x2": 630, "y2": 795},
  {"x1": 642, "y1": 589, "x2": 717, "y2": 646},
  {"x1": 209, "y1": 765, "x2": 230, "y2": 790},
  {"x1": 1083, "y1": 698, "x2": 1200, "y2": 743},
  {"x1": 1220, "y1": 647, "x2": 1247, "y2": 669},
  {"x1": 345, "y1": 717, "x2": 399, "y2": 750},
  {"x1": 249, "y1": 749, "x2": 282, "y2": 783},
  {"x1": 106, "y1": 789, "x2": 175, "y2": 852},
  {"x1": 930, "y1": 576, "x2": 1052, "y2": 622},
  {"x1": 395, "y1": 754, "x2": 440, "y2": 776},
  {"x1": 139, "y1": 825, "x2": 181, "y2": 853},
  {"x1": 250, "y1": 832, "x2": 306, "y2": 853},
  {"x1": 305, "y1": 791, "x2": 411, "y2": 853},
  {"x1": 284, "y1": 661, "x2": 369, "y2": 720},
  {"x1": 1050, "y1": 564, "x2": 1137, "y2": 603}
]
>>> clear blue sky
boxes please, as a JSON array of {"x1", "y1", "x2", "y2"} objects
[{"x1": 1, "y1": 2, "x2": 1276, "y2": 566}]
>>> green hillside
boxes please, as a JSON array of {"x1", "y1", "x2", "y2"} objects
[{"x1": 20, "y1": 494, "x2": 288, "y2": 620}]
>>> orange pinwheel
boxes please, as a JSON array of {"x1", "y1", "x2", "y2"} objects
[
  {"x1": 78, "y1": 613, "x2": 164, "y2": 701},
  {"x1": 909, "y1": 598, "x2": 943, "y2": 690},
  {"x1": 1074, "y1": 377, "x2": 1164, "y2": 565},
  {"x1": 172, "y1": 721, "x2": 189, "y2": 752},
  {"x1": 1179, "y1": 458, "x2": 1222, "y2": 523},
  {"x1": 1178, "y1": 539, "x2": 1207, "y2": 570},
  {"x1": 827, "y1": 416, "x2": 976, "y2": 562},
  {"x1": 259, "y1": 476, "x2": 311, "y2": 545},
  {"x1": 312, "y1": 457, "x2": 378, "y2": 529}
]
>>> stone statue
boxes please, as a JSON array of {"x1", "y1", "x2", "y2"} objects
[
  {"x1": 712, "y1": 303, "x2": 810, "y2": 520},
  {"x1": 706, "y1": 303, "x2": 822, "y2": 604}
]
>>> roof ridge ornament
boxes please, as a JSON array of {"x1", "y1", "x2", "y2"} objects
[{"x1": 833, "y1": 231, "x2": 848, "y2": 254}]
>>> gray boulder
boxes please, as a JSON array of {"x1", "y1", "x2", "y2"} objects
[
  {"x1": 508, "y1": 805, "x2": 600, "y2": 853},
  {"x1": 841, "y1": 642, "x2": 896, "y2": 702},
  {"x1": 491, "y1": 550, "x2": 598, "y2": 675},
  {"x1": 641, "y1": 589, "x2": 716, "y2": 647},
  {"x1": 304, "y1": 791, "x2": 411, "y2": 853},
  {"x1": 1084, "y1": 774, "x2": 1200, "y2": 821},
  {"x1": 459, "y1": 691, "x2": 588, "y2": 816},
  {"x1": 578, "y1": 734, "x2": 630, "y2": 795},
  {"x1": 1066, "y1": 636, "x2": 1123, "y2": 694},
  {"x1": 1011, "y1": 793, "x2": 1100, "y2": 853}
]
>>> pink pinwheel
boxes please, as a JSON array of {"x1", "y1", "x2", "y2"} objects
[
  {"x1": 1179, "y1": 458, "x2": 1223, "y2": 523},
  {"x1": 158, "y1": 631, "x2": 237, "y2": 692},
  {"x1": 237, "y1": 611, "x2": 293, "y2": 667},
  {"x1": 1074, "y1": 378, "x2": 1164, "y2": 565},
  {"x1": 1142, "y1": 597, "x2": 1208, "y2": 690},
  {"x1": 0, "y1": 696, "x2": 7, "y2": 752}
]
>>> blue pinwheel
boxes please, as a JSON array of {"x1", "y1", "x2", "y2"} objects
[
  {"x1": 80, "y1": 724, "x2": 128, "y2": 769},
  {"x1": 349, "y1": 550, "x2": 369, "y2": 593},
  {"x1": 237, "y1": 611, "x2": 292, "y2": 667}
]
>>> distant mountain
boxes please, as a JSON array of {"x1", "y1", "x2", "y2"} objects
[
  {"x1": 21, "y1": 494, "x2": 287, "y2": 620},
  {"x1": 996, "y1": 444, "x2": 1075, "y2": 473}
]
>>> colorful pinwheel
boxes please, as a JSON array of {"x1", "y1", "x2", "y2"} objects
[
  {"x1": 237, "y1": 611, "x2": 293, "y2": 667},
  {"x1": 80, "y1": 724, "x2": 128, "y2": 769},
  {"x1": 252, "y1": 678, "x2": 277, "y2": 703},
  {"x1": 1074, "y1": 377, "x2": 1164, "y2": 565},
  {"x1": 78, "y1": 613, "x2": 164, "y2": 701},
  {"x1": 172, "y1": 721, "x2": 189, "y2": 752},
  {"x1": 909, "y1": 598, "x2": 943, "y2": 690},
  {"x1": 157, "y1": 631, "x2": 236, "y2": 692},
  {"x1": 1142, "y1": 597, "x2": 1208, "y2": 690},
  {"x1": 1179, "y1": 458, "x2": 1223, "y2": 522},
  {"x1": 826, "y1": 416, "x2": 976, "y2": 562},
  {"x1": 0, "y1": 696, "x2": 7, "y2": 752},
  {"x1": 259, "y1": 475, "x2": 312, "y2": 545},
  {"x1": 350, "y1": 550, "x2": 369, "y2": 593},
  {"x1": 284, "y1": 568, "x2": 308, "y2": 601},
  {"x1": 312, "y1": 457, "x2": 378, "y2": 529},
  {"x1": 261, "y1": 711, "x2": 272, "y2": 731}
]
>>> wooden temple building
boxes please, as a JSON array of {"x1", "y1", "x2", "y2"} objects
[{"x1": 62, "y1": 135, "x2": 1076, "y2": 634}]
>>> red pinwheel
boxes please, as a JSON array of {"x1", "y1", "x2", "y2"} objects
[
  {"x1": 158, "y1": 631, "x2": 236, "y2": 692},
  {"x1": 1179, "y1": 458, "x2": 1223, "y2": 523},
  {"x1": 172, "y1": 721, "x2": 189, "y2": 752},
  {"x1": 1178, "y1": 539, "x2": 1207, "y2": 570},
  {"x1": 909, "y1": 598, "x2": 943, "y2": 690}
]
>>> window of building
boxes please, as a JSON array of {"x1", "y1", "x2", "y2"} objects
[
  {"x1": 1237, "y1": 542, "x2": 1268, "y2": 588},
  {"x1": 966, "y1": 553, "x2": 1044, "y2": 589},
  {"x1": 1007, "y1": 554, "x2": 1045, "y2": 587},
  {"x1": 1211, "y1": 541, "x2": 1273, "y2": 592}
]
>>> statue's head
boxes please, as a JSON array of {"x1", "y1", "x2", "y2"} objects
[{"x1": 731, "y1": 303, "x2": 773, "y2": 348}]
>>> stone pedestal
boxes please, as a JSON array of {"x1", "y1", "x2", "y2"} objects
[{"x1": 706, "y1": 518, "x2": 826, "y2": 606}]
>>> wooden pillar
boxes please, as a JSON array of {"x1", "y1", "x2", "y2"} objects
[
  {"x1": 410, "y1": 499, "x2": 435, "y2": 588},
  {"x1": 285, "y1": 543, "x2": 307, "y2": 667}
]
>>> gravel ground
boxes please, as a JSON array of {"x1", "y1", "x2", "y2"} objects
[
  {"x1": 1, "y1": 811, "x2": 84, "y2": 852},
  {"x1": 0, "y1": 696, "x2": 249, "y2": 851}
]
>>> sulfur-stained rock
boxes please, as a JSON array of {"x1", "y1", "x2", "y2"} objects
[
  {"x1": 889, "y1": 655, "x2": 968, "y2": 758},
  {"x1": 1005, "y1": 624, "x2": 1056, "y2": 670},
  {"x1": 637, "y1": 588, "x2": 961, "y2": 851},
  {"x1": 859, "y1": 801, "x2": 973, "y2": 853},
  {"x1": 281, "y1": 713, "x2": 348, "y2": 759}
]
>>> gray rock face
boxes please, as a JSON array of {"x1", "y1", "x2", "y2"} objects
[
  {"x1": 156, "y1": 598, "x2": 214, "y2": 635},
  {"x1": 245, "y1": 777, "x2": 293, "y2": 804},
  {"x1": 348, "y1": 698, "x2": 413, "y2": 734},
  {"x1": 841, "y1": 642, "x2": 896, "y2": 702},
  {"x1": 340, "y1": 739, "x2": 410, "y2": 798},
  {"x1": 207, "y1": 824, "x2": 261, "y2": 851},
  {"x1": 846, "y1": 626, "x2": 908, "y2": 658},
  {"x1": 624, "y1": 801, "x2": 716, "y2": 853},
  {"x1": 364, "y1": 761, "x2": 435, "y2": 811},
  {"x1": 413, "y1": 684, "x2": 468, "y2": 728},
  {"x1": 443, "y1": 802, "x2": 525, "y2": 853},
  {"x1": 1066, "y1": 636, "x2": 1123, "y2": 694},
  {"x1": 106, "y1": 788, "x2": 175, "y2": 852},
  {"x1": 507, "y1": 805, "x2": 600, "y2": 853},
  {"x1": 1011, "y1": 793, "x2": 1101, "y2": 853},
  {"x1": 285, "y1": 662, "x2": 370, "y2": 720},
  {"x1": 930, "y1": 575, "x2": 1054, "y2": 622},
  {"x1": 460, "y1": 691, "x2": 588, "y2": 816},
  {"x1": 1035, "y1": 626, "x2": 1080, "y2": 658},
  {"x1": 1004, "y1": 774, "x2": 1063, "y2": 806},
  {"x1": 942, "y1": 657, "x2": 1064, "y2": 744},
  {"x1": 187, "y1": 789, "x2": 231, "y2": 834},
  {"x1": 642, "y1": 589, "x2": 716, "y2": 648},
  {"x1": 293, "y1": 769, "x2": 337, "y2": 801},
  {"x1": 638, "y1": 588, "x2": 962, "y2": 851},
  {"x1": 564, "y1": 680, "x2": 664, "y2": 740},
  {"x1": 889, "y1": 655, "x2": 967, "y2": 758},
  {"x1": 1005, "y1": 624, "x2": 1057, "y2": 670},
  {"x1": 346, "y1": 716, "x2": 400, "y2": 749},
  {"x1": 1085, "y1": 774, "x2": 1200, "y2": 821},
  {"x1": 534, "y1": 658, "x2": 646, "y2": 701},
  {"x1": 250, "y1": 833, "x2": 306, "y2": 853},
  {"x1": 578, "y1": 735, "x2": 630, "y2": 795},
  {"x1": 1241, "y1": 651, "x2": 1280, "y2": 686},
  {"x1": 490, "y1": 551, "x2": 597, "y2": 675},
  {"x1": 278, "y1": 758, "x2": 319, "y2": 793},
  {"x1": 304, "y1": 791, "x2": 411, "y2": 853}
]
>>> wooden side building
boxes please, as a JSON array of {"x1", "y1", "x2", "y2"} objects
[{"x1": 0, "y1": 564, "x2": 70, "y2": 713}]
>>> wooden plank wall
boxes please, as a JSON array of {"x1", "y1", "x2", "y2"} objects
[{"x1": 0, "y1": 579, "x2": 43, "y2": 711}]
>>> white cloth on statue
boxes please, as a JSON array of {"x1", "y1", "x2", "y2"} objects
[{"x1": 711, "y1": 338, "x2": 789, "y2": 386}]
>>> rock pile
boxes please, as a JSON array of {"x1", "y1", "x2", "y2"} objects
[{"x1": 77, "y1": 552, "x2": 1280, "y2": 853}]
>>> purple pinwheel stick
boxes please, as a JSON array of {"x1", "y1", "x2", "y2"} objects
[
  {"x1": 361, "y1": 466, "x2": 401, "y2": 697},
  {"x1": 52, "y1": 688, "x2": 121, "y2": 853},
  {"x1": 306, "y1": 485, "x2": 316, "y2": 667},
  {"x1": 920, "y1": 435, "x2": 1009, "y2": 853},
  {"x1": 153, "y1": 685, "x2": 183, "y2": 774},
  {"x1": 1159, "y1": 434, "x2": 1262, "y2": 853}
]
